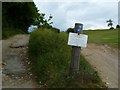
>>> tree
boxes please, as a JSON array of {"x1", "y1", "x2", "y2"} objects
[
  {"x1": 116, "y1": 25, "x2": 120, "y2": 29},
  {"x1": 66, "y1": 28, "x2": 74, "y2": 33},
  {"x1": 2, "y1": 2, "x2": 39, "y2": 32},
  {"x1": 106, "y1": 19, "x2": 114, "y2": 29},
  {"x1": 34, "y1": 13, "x2": 53, "y2": 29},
  {"x1": 2, "y1": 2, "x2": 53, "y2": 32}
]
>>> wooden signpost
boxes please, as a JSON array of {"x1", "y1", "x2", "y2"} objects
[{"x1": 68, "y1": 23, "x2": 88, "y2": 77}]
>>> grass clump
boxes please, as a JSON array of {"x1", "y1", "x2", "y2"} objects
[{"x1": 28, "y1": 28, "x2": 106, "y2": 88}]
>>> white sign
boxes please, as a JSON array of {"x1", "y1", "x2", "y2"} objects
[{"x1": 68, "y1": 32, "x2": 88, "y2": 48}]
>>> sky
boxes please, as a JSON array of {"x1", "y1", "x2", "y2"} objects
[
  {"x1": 118, "y1": 1, "x2": 120, "y2": 25},
  {"x1": 33, "y1": 0, "x2": 119, "y2": 31}
]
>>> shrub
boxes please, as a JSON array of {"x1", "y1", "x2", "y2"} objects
[
  {"x1": 66, "y1": 28, "x2": 74, "y2": 33},
  {"x1": 29, "y1": 29, "x2": 71, "y2": 87},
  {"x1": 28, "y1": 28, "x2": 106, "y2": 88},
  {"x1": 110, "y1": 27, "x2": 114, "y2": 30},
  {"x1": 116, "y1": 25, "x2": 120, "y2": 29}
]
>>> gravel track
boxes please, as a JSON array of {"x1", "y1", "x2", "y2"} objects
[
  {"x1": 2, "y1": 34, "x2": 39, "y2": 88},
  {"x1": 81, "y1": 43, "x2": 118, "y2": 88}
]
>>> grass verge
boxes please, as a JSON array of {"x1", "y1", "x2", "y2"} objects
[{"x1": 28, "y1": 28, "x2": 106, "y2": 88}]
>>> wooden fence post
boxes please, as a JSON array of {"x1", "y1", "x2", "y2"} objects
[{"x1": 70, "y1": 23, "x2": 83, "y2": 76}]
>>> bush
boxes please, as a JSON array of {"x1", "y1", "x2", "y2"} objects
[
  {"x1": 28, "y1": 29, "x2": 106, "y2": 88},
  {"x1": 29, "y1": 29, "x2": 71, "y2": 87},
  {"x1": 116, "y1": 25, "x2": 120, "y2": 29},
  {"x1": 110, "y1": 27, "x2": 114, "y2": 30},
  {"x1": 66, "y1": 28, "x2": 74, "y2": 33},
  {"x1": 51, "y1": 27, "x2": 60, "y2": 33}
]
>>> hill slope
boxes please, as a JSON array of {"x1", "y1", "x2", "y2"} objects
[{"x1": 83, "y1": 29, "x2": 119, "y2": 48}]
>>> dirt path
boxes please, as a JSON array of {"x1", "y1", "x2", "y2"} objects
[
  {"x1": 1, "y1": 34, "x2": 119, "y2": 88},
  {"x1": 2, "y1": 34, "x2": 39, "y2": 88},
  {"x1": 81, "y1": 43, "x2": 118, "y2": 88}
]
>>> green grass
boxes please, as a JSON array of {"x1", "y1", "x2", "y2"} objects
[
  {"x1": 2, "y1": 27, "x2": 26, "y2": 39},
  {"x1": 28, "y1": 28, "x2": 106, "y2": 88},
  {"x1": 66, "y1": 54, "x2": 105, "y2": 88},
  {"x1": 83, "y1": 29, "x2": 119, "y2": 48}
]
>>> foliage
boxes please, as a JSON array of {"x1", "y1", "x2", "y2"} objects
[
  {"x1": 28, "y1": 29, "x2": 106, "y2": 88},
  {"x1": 66, "y1": 54, "x2": 105, "y2": 88},
  {"x1": 2, "y1": 2, "x2": 39, "y2": 32},
  {"x1": 2, "y1": 2, "x2": 53, "y2": 39},
  {"x1": 29, "y1": 29, "x2": 70, "y2": 87},
  {"x1": 51, "y1": 27, "x2": 60, "y2": 33},
  {"x1": 34, "y1": 13, "x2": 53, "y2": 29},
  {"x1": 110, "y1": 27, "x2": 114, "y2": 30},
  {"x1": 116, "y1": 25, "x2": 120, "y2": 29},
  {"x1": 2, "y1": 27, "x2": 25, "y2": 39},
  {"x1": 106, "y1": 19, "x2": 113, "y2": 29},
  {"x1": 66, "y1": 28, "x2": 74, "y2": 33}
]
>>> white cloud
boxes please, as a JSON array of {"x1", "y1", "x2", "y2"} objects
[
  {"x1": 33, "y1": 0, "x2": 118, "y2": 31},
  {"x1": 34, "y1": 0, "x2": 119, "y2": 3}
]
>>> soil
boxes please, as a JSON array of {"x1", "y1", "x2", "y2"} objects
[
  {"x1": 81, "y1": 43, "x2": 118, "y2": 88},
  {"x1": 2, "y1": 34, "x2": 39, "y2": 88}
]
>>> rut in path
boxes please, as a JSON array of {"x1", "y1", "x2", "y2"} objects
[
  {"x1": 81, "y1": 43, "x2": 118, "y2": 88},
  {"x1": 2, "y1": 34, "x2": 39, "y2": 88}
]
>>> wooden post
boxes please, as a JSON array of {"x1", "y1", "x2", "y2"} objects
[{"x1": 70, "y1": 23, "x2": 83, "y2": 76}]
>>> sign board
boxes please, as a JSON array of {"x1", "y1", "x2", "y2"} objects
[{"x1": 68, "y1": 32, "x2": 88, "y2": 48}]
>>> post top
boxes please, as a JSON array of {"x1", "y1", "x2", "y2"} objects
[{"x1": 75, "y1": 23, "x2": 83, "y2": 26}]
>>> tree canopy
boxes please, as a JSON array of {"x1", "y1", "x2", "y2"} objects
[
  {"x1": 106, "y1": 19, "x2": 114, "y2": 29},
  {"x1": 2, "y1": 2, "x2": 39, "y2": 31},
  {"x1": 2, "y1": 2, "x2": 53, "y2": 33},
  {"x1": 66, "y1": 28, "x2": 74, "y2": 33},
  {"x1": 34, "y1": 13, "x2": 53, "y2": 29}
]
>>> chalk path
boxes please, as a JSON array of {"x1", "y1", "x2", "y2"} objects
[
  {"x1": 81, "y1": 43, "x2": 118, "y2": 88},
  {"x1": 2, "y1": 34, "x2": 39, "y2": 88}
]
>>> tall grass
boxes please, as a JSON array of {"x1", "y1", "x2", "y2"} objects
[
  {"x1": 29, "y1": 29, "x2": 71, "y2": 87},
  {"x1": 28, "y1": 28, "x2": 106, "y2": 88}
]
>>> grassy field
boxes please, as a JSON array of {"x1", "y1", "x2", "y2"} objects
[
  {"x1": 83, "y1": 29, "x2": 119, "y2": 48},
  {"x1": 28, "y1": 28, "x2": 106, "y2": 88}
]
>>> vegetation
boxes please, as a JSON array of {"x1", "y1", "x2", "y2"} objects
[
  {"x1": 83, "y1": 29, "x2": 119, "y2": 48},
  {"x1": 28, "y1": 28, "x2": 106, "y2": 88},
  {"x1": 66, "y1": 28, "x2": 119, "y2": 48},
  {"x1": 116, "y1": 25, "x2": 120, "y2": 29},
  {"x1": 2, "y1": 2, "x2": 53, "y2": 39},
  {"x1": 2, "y1": 2, "x2": 37, "y2": 39},
  {"x1": 2, "y1": 27, "x2": 26, "y2": 39},
  {"x1": 2, "y1": 1, "x2": 118, "y2": 89},
  {"x1": 2, "y1": 2, "x2": 38, "y2": 31},
  {"x1": 66, "y1": 28, "x2": 74, "y2": 33},
  {"x1": 106, "y1": 19, "x2": 114, "y2": 29},
  {"x1": 34, "y1": 13, "x2": 53, "y2": 29}
]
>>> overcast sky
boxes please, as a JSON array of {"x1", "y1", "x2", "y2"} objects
[{"x1": 33, "y1": 0, "x2": 119, "y2": 31}]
